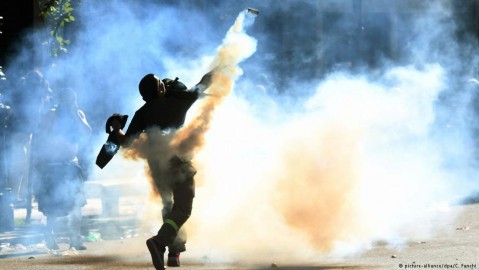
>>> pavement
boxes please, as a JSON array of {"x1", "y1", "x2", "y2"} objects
[{"x1": 1, "y1": 189, "x2": 479, "y2": 269}]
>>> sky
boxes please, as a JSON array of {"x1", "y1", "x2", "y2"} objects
[{"x1": 3, "y1": 0, "x2": 479, "y2": 266}]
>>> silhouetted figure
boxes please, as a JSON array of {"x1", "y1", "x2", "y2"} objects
[
  {"x1": 32, "y1": 87, "x2": 92, "y2": 250},
  {"x1": 8, "y1": 69, "x2": 52, "y2": 223},
  {"x1": 107, "y1": 71, "x2": 212, "y2": 269}
]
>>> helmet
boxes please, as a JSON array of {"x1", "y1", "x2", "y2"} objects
[{"x1": 139, "y1": 74, "x2": 159, "y2": 101}]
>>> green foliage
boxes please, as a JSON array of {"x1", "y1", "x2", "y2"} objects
[{"x1": 40, "y1": 0, "x2": 77, "y2": 57}]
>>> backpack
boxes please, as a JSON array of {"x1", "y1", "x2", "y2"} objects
[{"x1": 162, "y1": 77, "x2": 187, "y2": 92}]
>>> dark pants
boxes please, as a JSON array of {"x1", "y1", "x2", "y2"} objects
[{"x1": 148, "y1": 156, "x2": 196, "y2": 251}]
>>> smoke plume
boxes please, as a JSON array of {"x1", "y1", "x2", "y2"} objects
[
  {"x1": 171, "y1": 10, "x2": 257, "y2": 158},
  {"x1": 3, "y1": 0, "x2": 479, "y2": 267}
]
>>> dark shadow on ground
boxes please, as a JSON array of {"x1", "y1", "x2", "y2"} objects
[
  {"x1": 36, "y1": 255, "x2": 151, "y2": 268},
  {"x1": 0, "y1": 250, "x2": 47, "y2": 259}
]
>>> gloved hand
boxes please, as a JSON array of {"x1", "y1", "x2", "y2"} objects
[{"x1": 105, "y1": 114, "x2": 128, "y2": 134}]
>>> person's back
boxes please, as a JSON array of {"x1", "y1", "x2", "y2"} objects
[{"x1": 126, "y1": 90, "x2": 197, "y2": 137}]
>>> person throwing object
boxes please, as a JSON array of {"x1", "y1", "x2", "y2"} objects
[{"x1": 107, "y1": 71, "x2": 212, "y2": 269}]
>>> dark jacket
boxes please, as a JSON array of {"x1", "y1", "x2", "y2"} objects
[{"x1": 125, "y1": 90, "x2": 198, "y2": 138}]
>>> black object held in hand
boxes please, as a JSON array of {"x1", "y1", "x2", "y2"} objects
[
  {"x1": 95, "y1": 133, "x2": 120, "y2": 169},
  {"x1": 96, "y1": 114, "x2": 128, "y2": 169}
]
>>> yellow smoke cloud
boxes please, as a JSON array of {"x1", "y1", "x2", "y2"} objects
[
  {"x1": 273, "y1": 119, "x2": 364, "y2": 252},
  {"x1": 185, "y1": 65, "x2": 458, "y2": 264}
]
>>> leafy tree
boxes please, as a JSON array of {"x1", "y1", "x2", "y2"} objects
[{"x1": 38, "y1": 0, "x2": 78, "y2": 57}]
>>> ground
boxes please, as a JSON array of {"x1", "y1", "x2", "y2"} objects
[{"x1": 1, "y1": 202, "x2": 478, "y2": 270}]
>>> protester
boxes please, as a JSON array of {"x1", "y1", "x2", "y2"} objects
[
  {"x1": 7, "y1": 69, "x2": 52, "y2": 222},
  {"x1": 32, "y1": 87, "x2": 92, "y2": 250},
  {"x1": 107, "y1": 71, "x2": 212, "y2": 269}
]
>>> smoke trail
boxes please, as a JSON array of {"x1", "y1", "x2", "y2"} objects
[{"x1": 171, "y1": 10, "x2": 257, "y2": 158}]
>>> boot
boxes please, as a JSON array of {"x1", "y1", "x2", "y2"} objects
[
  {"x1": 146, "y1": 237, "x2": 166, "y2": 270},
  {"x1": 167, "y1": 252, "x2": 180, "y2": 267}
]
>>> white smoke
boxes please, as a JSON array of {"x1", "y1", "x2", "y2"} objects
[
  {"x1": 183, "y1": 2, "x2": 479, "y2": 266},
  {"x1": 3, "y1": 0, "x2": 479, "y2": 267}
]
